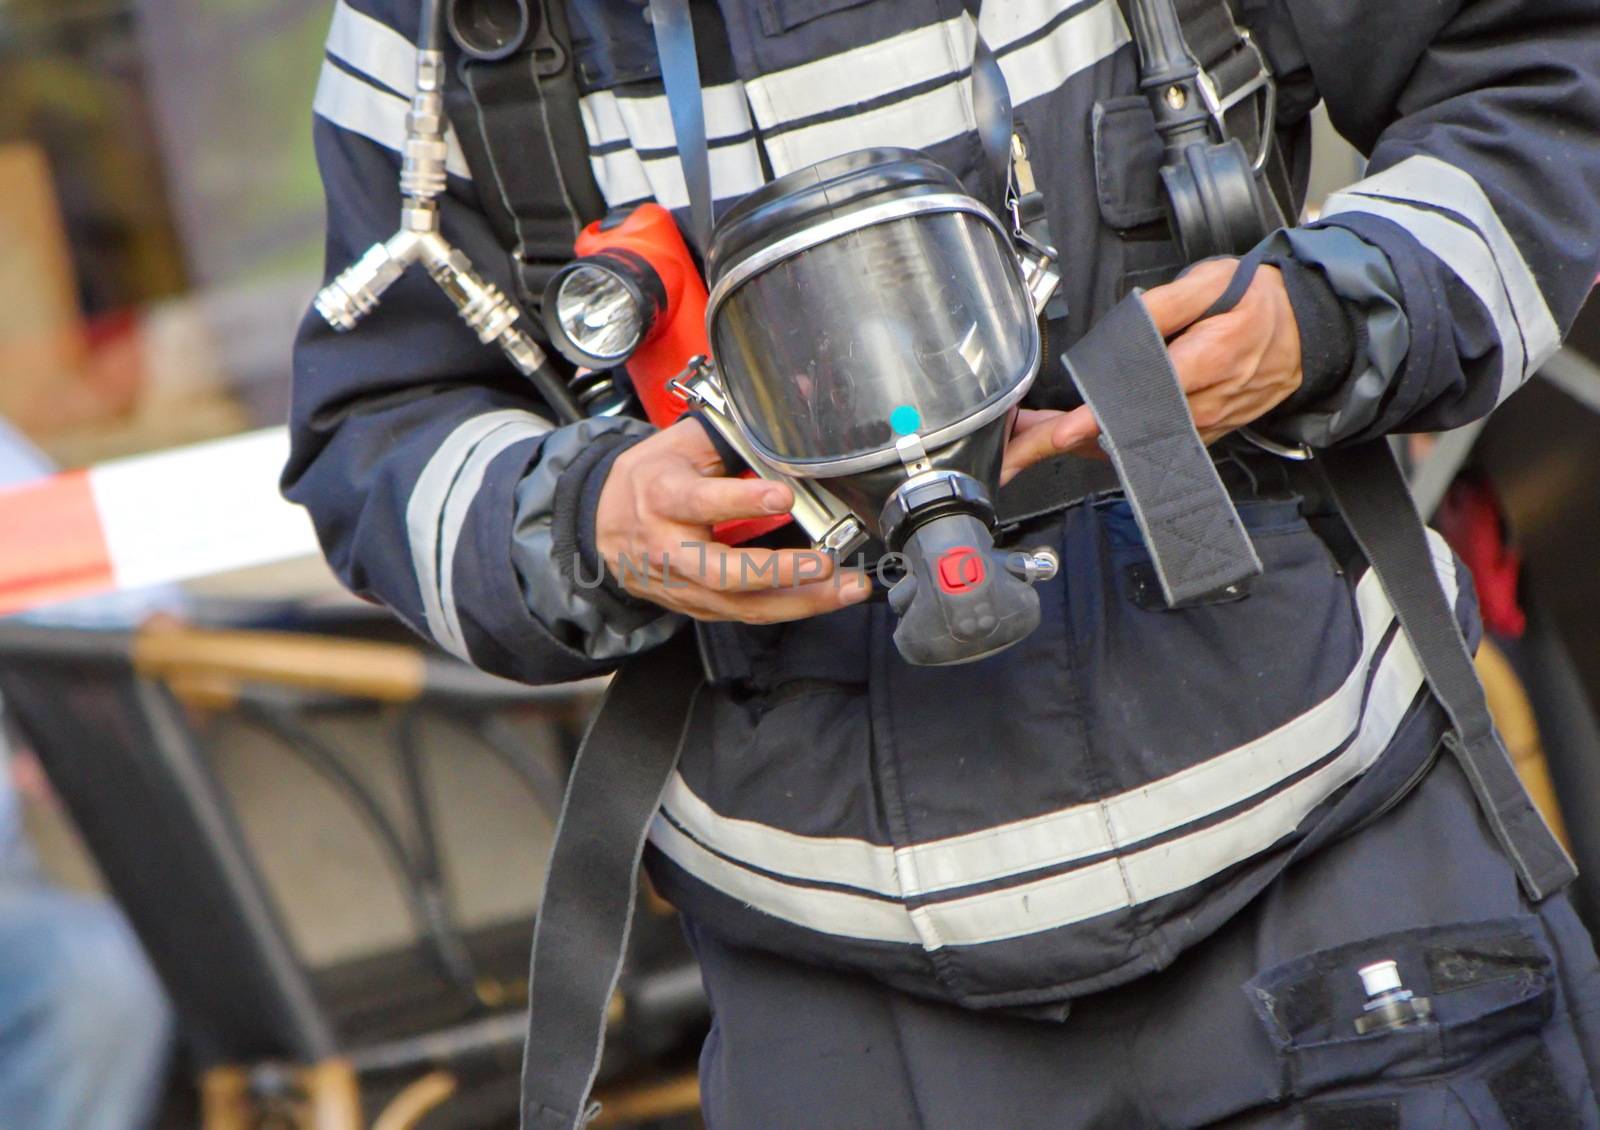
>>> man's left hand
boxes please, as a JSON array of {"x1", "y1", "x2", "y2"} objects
[{"x1": 1002, "y1": 257, "x2": 1304, "y2": 484}]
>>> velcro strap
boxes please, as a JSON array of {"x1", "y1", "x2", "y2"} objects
[
  {"x1": 1062, "y1": 293, "x2": 1262, "y2": 605},
  {"x1": 520, "y1": 632, "x2": 702, "y2": 1130}
]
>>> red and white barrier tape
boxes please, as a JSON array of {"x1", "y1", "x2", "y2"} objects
[{"x1": 0, "y1": 428, "x2": 319, "y2": 616}]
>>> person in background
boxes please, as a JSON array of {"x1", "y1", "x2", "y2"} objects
[{"x1": 0, "y1": 415, "x2": 174, "y2": 1130}]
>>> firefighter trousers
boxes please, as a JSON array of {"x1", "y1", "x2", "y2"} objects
[{"x1": 685, "y1": 755, "x2": 1600, "y2": 1129}]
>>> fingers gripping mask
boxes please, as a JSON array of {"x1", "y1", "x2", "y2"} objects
[{"x1": 680, "y1": 149, "x2": 1060, "y2": 666}]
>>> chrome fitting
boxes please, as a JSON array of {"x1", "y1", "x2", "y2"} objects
[
  {"x1": 678, "y1": 363, "x2": 867, "y2": 558},
  {"x1": 314, "y1": 232, "x2": 420, "y2": 331},
  {"x1": 423, "y1": 242, "x2": 519, "y2": 344},
  {"x1": 816, "y1": 515, "x2": 870, "y2": 561},
  {"x1": 497, "y1": 327, "x2": 552, "y2": 379},
  {"x1": 1007, "y1": 547, "x2": 1060, "y2": 584},
  {"x1": 1019, "y1": 246, "x2": 1063, "y2": 318},
  {"x1": 400, "y1": 50, "x2": 450, "y2": 201}
]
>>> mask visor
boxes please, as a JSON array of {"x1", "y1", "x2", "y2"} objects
[{"x1": 710, "y1": 209, "x2": 1036, "y2": 468}]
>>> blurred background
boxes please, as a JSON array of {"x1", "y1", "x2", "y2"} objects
[{"x1": 0, "y1": 0, "x2": 1596, "y2": 1126}]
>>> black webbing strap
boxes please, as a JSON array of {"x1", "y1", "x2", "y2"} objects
[
  {"x1": 650, "y1": 0, "x2": 714, "y2": 256},
  {"x1": 455, "y1": 2, "x2": 607, "y2": 311},
  {"x1": 519, "y1": 632, "x2": 703, "y2": 1130},
  {"x1": 996, "y1": 455, "x2": 1121, "y2": 529},
  {"x1": 1063, "y1": 293, "x2": 1262, "y2": 606},
  {"x1": 1319, "y1": 441, "x2": 1576, "y2": 902}
]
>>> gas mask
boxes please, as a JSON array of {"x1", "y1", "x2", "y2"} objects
[{"x1": 675, "y1": 149, "x2": 1060, "y2": 666}]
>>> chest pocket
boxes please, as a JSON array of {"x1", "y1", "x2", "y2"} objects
[
  {"x1": 755, "y1": 0, "x2": 876, "y2": 35},
  {"x1": 567, "y1": 0, "x2": 660, "y2": 90}
]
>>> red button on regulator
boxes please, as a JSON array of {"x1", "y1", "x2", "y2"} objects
[{"x1": 936, "y1": 546, "x2": 987, "y2": 594}]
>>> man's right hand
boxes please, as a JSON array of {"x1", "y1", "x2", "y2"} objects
[{"x1": 594, "y1": 419, "x2": 871, "y2": 623}]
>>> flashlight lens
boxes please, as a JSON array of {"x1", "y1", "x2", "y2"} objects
[{"x1": 554, "y1": 265, "x2": 643, "y2": 363}]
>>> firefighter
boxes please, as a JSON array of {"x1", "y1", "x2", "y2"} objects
[{"x1": 288, "y1": 0, "x2": 1600, "y2": 1124}]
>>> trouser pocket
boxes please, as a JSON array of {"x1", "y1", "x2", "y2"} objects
[{"x1": 1244, "y1": 917, "x2": 1600, "y2": 1129}]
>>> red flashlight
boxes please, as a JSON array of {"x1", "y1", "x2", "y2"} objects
[{"x1": 543, "y1": 204, "x2": 788, "y2": 544}]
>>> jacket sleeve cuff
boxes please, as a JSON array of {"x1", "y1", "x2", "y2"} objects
[
  {"x1": 512, "y1": 417, "x2": 682, "y2": 663},
  {"x1": 553, "y1": 429, "x2": 657, "y2": 614},
  {"x1": 1249, "y1": 225, "x2": 1412, "y2": 448},
  {"x1": 1263, "y1": 252, "x2": 1362, "y2": 415}
]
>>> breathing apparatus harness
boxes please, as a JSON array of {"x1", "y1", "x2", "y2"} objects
[
  {"x1": 310, "y1": 4, "x2": 1578, "y2": 1127},
  {"x1": 313, "y1": 0, "x2": 587, "y2": 424}
]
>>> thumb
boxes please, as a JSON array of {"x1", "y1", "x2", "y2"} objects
[{"x1": 670, "y1": 414, "x2": 731, "y2": 475}]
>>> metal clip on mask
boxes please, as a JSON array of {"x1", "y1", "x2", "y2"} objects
[{"x1": 699, "y1": 149, "x2": 1059, "y2": 666}]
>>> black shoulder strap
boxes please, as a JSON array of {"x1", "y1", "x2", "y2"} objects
[
  {"x1": 1169, "y1": 0, "x2": 1296, "y2": 222},
  {"x1": 519, "y1": 631, "x2": 702, "y2": 1130},
  {"x1": 1120, "y1": 0, "x2": 1295, "y2": 232},
  {"x1": 1319, "y1": 441, "x2": 1576, "y2": 902},
  {"x1": 449, "y1": 0, "x2": 607, "y2": 314}
]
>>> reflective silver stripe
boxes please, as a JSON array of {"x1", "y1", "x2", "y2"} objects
[
  {"x1": 587, "y1": 149, "x2": 656, "y2": 209},
  {"x1": 579, "y1": 86, "x2": 765, "y2": 209},
  {"x1": 406, "y1": 411, "x2": 551, "y2": 659},
  {"x1": 660, "y1": 772, "x2": 905, "y2": 898},
  {"x1": 635, "y1": 143, "x2": 767, "y2": 212},
  {"x1": 313, "y1": 61, "x2": 472, "y2": 180},
  {"x1": 741, "y1": 0, "x2": 1101, "y2": 129},
  {"x1": 325, "y1": 0, "x2": 415, "y2": 96},
  {"x1": 914, "y1": 564, "x2": 1400, "y2": 892},
  {"x1": 649, "y1": 815, "x2": 922, "y2": 944},
  {"x1": 583, "y1": 85, "x2": 756, "y2": 151},
  {"x1": 924, "y1": 576, "x2": 1438, "y2": 947},
  {"x1": 1322, "y1": 192, "x2": 1524, "y2": 405},
  {"x1": 748, "y1": 1, "x2": 1128, "y2": 176},
  {"x1": 665, "y1": 562, "x2": 1396, "y2": 897},
  {"x1": 587, "y1": 144, "x2": 766, "y2": 211},
  {"x1": 655, "y1": 536, "x2": 1459, "y2": 946},
  {"x1": 985, "y1": 0, "x2": 1131, "y2": 107},
  {"x1": 744, "y1": 16, "x2": 972, "y2": 133},
  {"x1": 435, "y1": 418, "x2": 552, "y2": 658},
  {"x1": 1341, "y1": 155, "x2": 1561, "y2": 378},
  {"x1": 575, "y1": 1, "x2": 1128, "y2": 203}
]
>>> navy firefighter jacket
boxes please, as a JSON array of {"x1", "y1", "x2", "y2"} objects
[{"x1": 287, "y1": 0, "x2": 1600, "y2": 1007}]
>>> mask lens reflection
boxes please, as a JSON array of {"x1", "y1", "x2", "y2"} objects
[{"x1": 555, "y1": 264, "x2": 644, "y2": 362}]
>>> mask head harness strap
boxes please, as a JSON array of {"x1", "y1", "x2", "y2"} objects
[{"x1": 648, "y1": 0, "x2": 715, "y2": 256}]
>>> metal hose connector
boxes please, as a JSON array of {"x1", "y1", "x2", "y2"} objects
[
  {"x1": 314, "y1": 232, "x2": 422, "y2": 331},
  {"x1": 400, "y1": 50, "x2": 450, "y2": 203}
]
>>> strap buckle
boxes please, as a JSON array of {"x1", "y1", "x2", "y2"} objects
[
  {"x1": 1005, "y1": 133, "x2": 1065, "y2": 317},
  {"x1": 1238, "y1": 426, "x2": 1312, "y2": 462},
  {"x1": 1194, "y1": 29, "x2": 1276, "y2": 172}
]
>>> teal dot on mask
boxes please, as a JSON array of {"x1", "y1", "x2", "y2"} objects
[{"x1": 890, "y1": 405, "x2": 921, "y2": 435}]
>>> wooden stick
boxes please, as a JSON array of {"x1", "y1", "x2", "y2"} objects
[
  {"x1": 591, "y1": 1073, "x2": 701, "y2": 1126},
  {"x1": 371, "y1": 1071, "x2": 458, "y2": 1130},
  {"x1": 133, "y1": 623, "x2": 427, "y2": 702}
]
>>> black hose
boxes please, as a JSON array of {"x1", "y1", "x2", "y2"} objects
[
  {"x1": 530, "y1": 358, "x2": 588, "y2": 425},
  {"x1": 419, "y1": 0, "x2": 445, "y2": 53}
]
